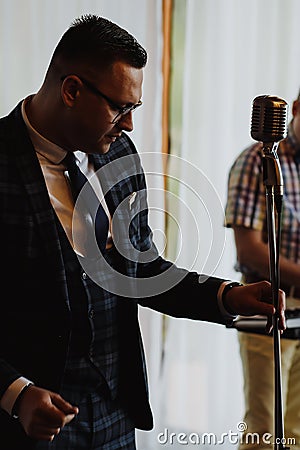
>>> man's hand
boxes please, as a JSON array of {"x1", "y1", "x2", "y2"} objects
[
  {"x1": 224, "y1": 280, "x2": 286, "y2": 333},
  {"x1": 17, "y1": 385, "x2": 79, "y2": 441}
]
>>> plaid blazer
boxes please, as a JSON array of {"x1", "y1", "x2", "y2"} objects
[{"x1": 0, "y1": 102, "x2": 227, "y2": 439}]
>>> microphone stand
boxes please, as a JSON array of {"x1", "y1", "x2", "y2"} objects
[{"x1": 262, "y1": 142, "x2": 289, "y2": 450}]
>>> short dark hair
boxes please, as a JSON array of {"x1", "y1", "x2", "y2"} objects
[{"x1": 49, "y1": 14, "x2": 147, "y2": 72}]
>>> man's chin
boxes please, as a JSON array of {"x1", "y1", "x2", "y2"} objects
[
  {"x1": 89, "y1": 142, "x2": 112, "y2": 155},
  {"x1": 101, "y1": 143, "x2": 112, "y2": 154}
]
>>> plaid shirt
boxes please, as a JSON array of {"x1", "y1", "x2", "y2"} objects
[{"x1": 225, "y1": 121, "x2": 300, "y2": 278}]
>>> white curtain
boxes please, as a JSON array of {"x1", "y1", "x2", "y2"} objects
[
  {"x1": 149, "y1": 1, "x2": 300, "y2": 449},
  {"x1": 0, "y1": 1, "x2": 164, "y2": 449},
  {"x1": 3, "y1": 1, "x2": 300, "y2": 450}
]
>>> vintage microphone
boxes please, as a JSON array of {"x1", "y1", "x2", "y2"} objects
[
  {"x1": 251, "y1": 95, "x2": 287, "y2": 197},
  {"x1": 250, "y1": 95, "x2": 289, "y2": 450}
]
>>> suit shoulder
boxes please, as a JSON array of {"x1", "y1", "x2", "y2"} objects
[{"x1": 0, "y1": 102, "x2": 24, "y2": 149}]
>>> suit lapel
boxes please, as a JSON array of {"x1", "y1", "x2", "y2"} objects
[
  {"x1": 9, "y1": 104, "x2": 59, "y2": 241},
  {"x1": 7, "y1": 104, "x2": 70, "y2": 305}
]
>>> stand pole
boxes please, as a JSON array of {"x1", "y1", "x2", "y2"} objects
[{"x1": 263, "y1": 145, "x2": 289, "y2": 450}]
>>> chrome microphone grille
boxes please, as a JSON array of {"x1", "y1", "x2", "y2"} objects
[{"x1": 250, "y1": 95, "x2": 288, "y2": 143}]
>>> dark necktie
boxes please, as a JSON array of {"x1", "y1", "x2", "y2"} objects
[{"x1": 64, "y1": 152, "x2": 109, "y2": 253}]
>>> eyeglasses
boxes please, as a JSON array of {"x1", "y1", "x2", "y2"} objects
[{"x1": 61, "y1": 75, "x2": 143, "y2": 124}]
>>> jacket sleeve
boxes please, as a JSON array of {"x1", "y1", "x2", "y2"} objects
[
  {"x1": 0, "y1": 360, "x2": 22, "y2": 401},
  {"x1": 137, "y1": 254, "x2": 227, "y2": 325}
]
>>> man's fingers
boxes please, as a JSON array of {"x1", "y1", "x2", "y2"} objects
[
  {"x1": 265, "y1": 315, "x2": 273, "y2": 334},
  {"x1": 34, "y1": 394, "x2": 78, "y2": 430},
  {"x1": 256, "y1": 282, "x2": 286, "y2": 331},
  {"x1": 63, "y1": 413, "x2": 77, "y2": 426},
  {"x1": 25, "y1": 421, "x2": 61, "y2": 441},
  {"x1": 51, "y1": 393, "x2": 79, "y2": 417},
  {"x1": 277, "y1": 290, "x2": 287, "y2": 331},
  {"x1": 17, "y1": 386, "x2": 79, "y2": 441},
  {"x1": 37, "y1": 426, "x2": 60, "y2": 441}
]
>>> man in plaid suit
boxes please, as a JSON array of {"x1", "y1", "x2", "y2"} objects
[{"x1": 0, "y1": 14, "x2": 285, "y2": 450}]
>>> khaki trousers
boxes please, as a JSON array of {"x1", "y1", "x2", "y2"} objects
[{"x1": 238, "y1": 328, "x2": 300, "y2": 450}]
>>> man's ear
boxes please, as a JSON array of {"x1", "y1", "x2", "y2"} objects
[
  {"x1": 61, "y1": 75, "x2": 81, "y2": 108},
  {"x1": 292, "y1": 99, "x2": 300, "y2": 117}
]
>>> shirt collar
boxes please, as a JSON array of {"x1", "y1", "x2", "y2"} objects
[{"x1": 21, "y1": 96, "x2": 67, "y2": 164}]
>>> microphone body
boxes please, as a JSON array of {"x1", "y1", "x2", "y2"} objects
[
  {"x1": 250, "y1": 95, "x2": 288, "y2": 144},
  {"x1": 250, "y1": 95, "x2": 288, "y2": 191}
]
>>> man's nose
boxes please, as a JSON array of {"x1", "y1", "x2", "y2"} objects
[{"x1": 117, "y1": 111, "x2": 134, "y2": 132}]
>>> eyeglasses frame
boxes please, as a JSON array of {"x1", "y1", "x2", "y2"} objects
[{"x1": 61, "y1": 74, "x2": 142, "y2": 124}]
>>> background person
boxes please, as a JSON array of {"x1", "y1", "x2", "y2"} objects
[{"x1": 225, "y1": 91, "x2": 300, "y2": 449}]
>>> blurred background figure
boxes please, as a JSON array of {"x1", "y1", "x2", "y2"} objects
[{"x1": 225, "y1": 90, "x2": 300, "y2": 449}]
